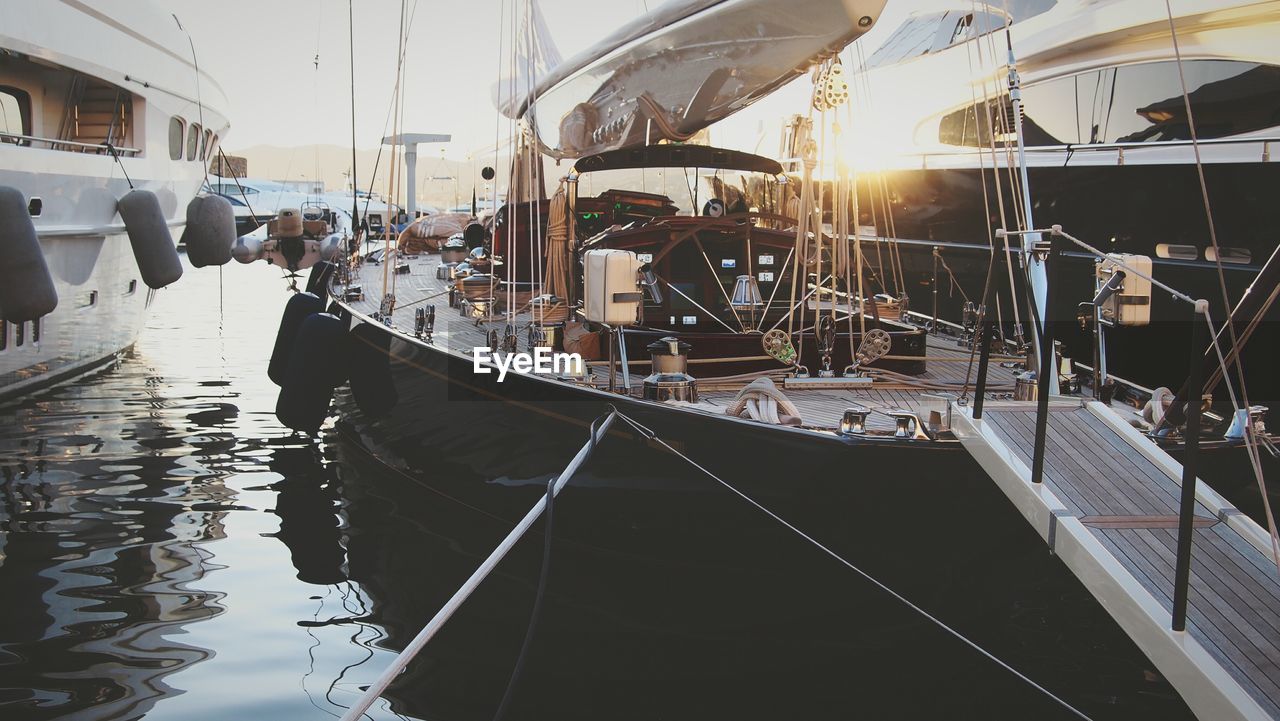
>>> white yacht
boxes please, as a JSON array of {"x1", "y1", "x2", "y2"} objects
[
  {"x1": 0, "y1": 0, "x2": 229, "y2": 400},
  {"x1": 840, "y1": 0, "x2": 1280, "y2": 399}
]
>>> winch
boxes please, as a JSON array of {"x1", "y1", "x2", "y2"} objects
[{"x1": 642, "y1": 336, "x2": 697, "y2": 403}]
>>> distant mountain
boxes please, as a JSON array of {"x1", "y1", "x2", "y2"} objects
[{"x1": 227, "y1": 144, "x2": 497, "y2": 210}]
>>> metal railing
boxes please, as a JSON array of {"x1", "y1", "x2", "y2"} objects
[
  {"x1": 0, "y1": 131, "x2": 141, "y2": 156},
  {"x1": 972, "y1": 225, "x2": 1209, "y2": 632},
  {"x1": 907, "y1": 135, "x2": 1280, "y2": 167}
]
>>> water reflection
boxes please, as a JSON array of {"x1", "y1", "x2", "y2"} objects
[
  {"x1": 0, "y1": 259, "x2": 410, "y2": 720},
  {"x1": 0, "y1": 255, "x2": 1197, "y2": 721}
]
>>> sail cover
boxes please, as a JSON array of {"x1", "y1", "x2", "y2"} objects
[{"x1": 507, "y1": 0, "x2": 888, "y2": 158}]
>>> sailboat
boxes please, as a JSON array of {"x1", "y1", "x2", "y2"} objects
[{"x1": 271, "y1": 1, "x2": 1276, "y2": 715}]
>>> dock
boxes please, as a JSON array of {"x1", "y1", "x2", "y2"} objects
[{"x1": 953, "y1": 399, "x2": 1280, "y2": 721}]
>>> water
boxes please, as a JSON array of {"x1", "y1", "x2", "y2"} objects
[
  {"x1": 0, "y1": 259, "x2": 408, "y2": 720},
  {"x1": 0, "y1": 256, "x2": 1199, "y2": 720}
]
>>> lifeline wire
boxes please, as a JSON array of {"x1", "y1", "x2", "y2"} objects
[{"x1": 613, "y1": 410, "x2": 1095, "y2": 721}]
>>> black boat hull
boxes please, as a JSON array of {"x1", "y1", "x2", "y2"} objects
[
  {"x1": 326, "y1": 314, "x2": 1197, "y2": 720},
  {"x1": 854, "y1": 161, "x2": 1279, "y2": 406}
]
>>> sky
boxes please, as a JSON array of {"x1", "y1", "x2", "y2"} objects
[{"x1": 171, "y1": 0, "x2": 913, "y2": 148}]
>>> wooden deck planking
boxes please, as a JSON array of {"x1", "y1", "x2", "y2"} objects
[
  {"x1": 1099, "y1": 526, "x2": 1280, "y2": 716},
  {"x1": 344, "y1": 252, "x2": 1024, "y2": 432},
  {"x1": 972, "y1": 404, "x2": 1280, "y2": 720},
  {"x1": 986, "y1": 409, "x2": 1215, "y2": 520},
  {"x1": 1089, "y1": 528, "x2": 1280, "y2": 714}
]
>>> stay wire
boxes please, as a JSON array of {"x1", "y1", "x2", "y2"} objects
[
  {"x1": 1163, "y1": 0, "x2": 1279, "y2": 563},
  {"x1": 612, "y1": 411, "x2": 1096, "y2": 721}
]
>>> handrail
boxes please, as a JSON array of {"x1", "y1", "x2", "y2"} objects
[
  {"x1": 902, "y1": 135, "x2": 1280, "y2": 160},
  {"x1": 999, "y1": 226, "x2": 1197, "y2": 306},
  {"x1": 0, "y1": 131, "x2": 141, "y2": 155}
]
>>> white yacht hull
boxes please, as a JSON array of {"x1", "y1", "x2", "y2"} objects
[{"x1": 0, "y1": 0, "x2": 230, "y2": 400}]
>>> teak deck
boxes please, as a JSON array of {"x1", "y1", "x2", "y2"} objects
[
  {"x1": 343, "y1": 250, "x2": 1025, "y2": 434},
  {"x1": 955, "y1": 401, "x2": 1280, "y2": 721}
]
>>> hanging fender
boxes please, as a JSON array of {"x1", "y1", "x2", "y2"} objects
[
  {"x1": 306, "y1": 261, "x2": 336, "y2": 301},
  {"x1": 0, "y1": 186, "x2": 57, "y2": 322},
  {"x1": 275, "y1": 312, "x2": 350, "y2": 433},
  {"x1": 232, "y1": 234, "x2": 264, "y2": 264},
  {"x1": 118, "y1": 189, "x2": 183, "y2": 289},
  {"x1": 180, "y1": 195, "x2": 236, "y2": 268},
  {"x1": 269, "y1": 291, "x2": 325, "y2": 386}
]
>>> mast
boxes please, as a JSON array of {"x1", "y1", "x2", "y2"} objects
[{"x1": 1005, "y1": 31, "x2": 1048, "y2": 365}]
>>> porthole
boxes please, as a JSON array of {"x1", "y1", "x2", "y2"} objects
[
  {"x1": 1155, "y1": 243, "x2": 1198, "y2": 261},
  {"x1": 1205, "y1": 247, "x2": 1251, "y2": 264}
]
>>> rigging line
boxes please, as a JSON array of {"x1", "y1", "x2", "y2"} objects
[
  {"x1": 172, "y1": 14, "x2": 211, "y2": 188},
  {"x1": 348, "y1": 0, "x2": 360, "y2": 248},
  {"x1": 506, "y1": 0, "x2": 519, "y2": 328},
  {"x1": 357, "y1": 0, "x2": 421, "y2": 234},
  {"x1": 612, "y1": 410, "x2": 1095, "y2": 721},
  {"x1": 769, "y1": 275, "x2": 832, "y2": 334},
  {"x1": 1163, "y1": 0, "x2": 1278, "y2": 565},
  {"x1": 217, "y1": 148, "x2": 260, "y2": 227},
  {"x1": 983, "y1": 19, "x2": 1034, "y2": 340},
  {"x1": 657, "y1": 276, "x2": 738, "y2": 333},
  {"x1": 382, "y1": 0, "x2": 410, "y2": 301},
  {"x1": 525, "y1": 4, "x2": 542, "y2": 328}
]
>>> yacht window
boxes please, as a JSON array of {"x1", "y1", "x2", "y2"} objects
[
  {"x1": 31, "y1": 319, "x2": 40, "y2": 344},
  {"x1": 1005, "y1": 0, "x2": 1056, "y2": 22},
  {"x1": 202, "y1": 128, "x2": 212, "y2": 160},
  {"x1": 0, "y1": 86, "x2": 32, "y2": 141},
  {"x1": 169, "y1": 117, "x2": 185, "y2": 160},
  {"x1": 1155, "y1": 243, "x2": 1198, "y2": 260},
  {"x1": 939, "y1": 60, "x2": 1280, "y2": 147},
  {"x1": 187, "y1": 123, "x2": 201, "y2": 161},
  {"x1": 865, "y1": 14, "x2": 945, "y2": 68},
  {"x1": 14, "y1": 320, "x2": 23, "y2": 347},
  {"x1": 938, "y1": 11, "x2": 1006, "y2": 51},
  {"x1": 212, "y1": 182, "x2": 257, "y2": 196},
  {"x1": 1205, "y1": 247, "x2": 1251, "y2": 264},
  {"x1": 0, "y1": 320, "x2": 7, "y2": 351}
]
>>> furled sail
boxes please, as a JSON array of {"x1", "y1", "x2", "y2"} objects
[{"x1": 508, "y1": 0, "x2": 888, "y2": 159}]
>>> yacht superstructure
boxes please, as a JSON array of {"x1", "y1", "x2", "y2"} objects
[{"x1": 0, "y1": 0, "x2": 230, "y2": 399}]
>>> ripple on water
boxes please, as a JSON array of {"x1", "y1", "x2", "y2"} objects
[{"x1": 0, "y1": 258, "x2": 411, "y2": 720}]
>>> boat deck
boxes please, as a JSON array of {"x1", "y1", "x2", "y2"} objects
[
  {"x1": 341, "y1": 250, "x2": 1030, "y2": 434},
  {"x1": 954, "y1": 401, "x2": 1280, "y2": 721},
  {"x1": 339, "y1": 249, "x2": 1158, "y2": 436}
]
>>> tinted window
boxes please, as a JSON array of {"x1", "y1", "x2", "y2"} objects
[
  {"x1": 1, "y1": 86, "x2": 32, "y2": 140},
  {"x1": 1156, "y1": 243, "x2": 1198, "y2": 260},
  {"x1": 202, "y1": 129, "x2": 212, "y2": 160},
  {"x1": 939, "y1": 60, "x2": 1280, "y2": 146},
  {"x1": 169, "y1": 117, "x2": 185, "y2": 160},
  {"x1": 1090, "y1": 61, "x2": 1280, "y2": 143},
  {"x1": 1206, "y1": 247, "x2": 1251, "y2": 264},
  {"x1": 187, "y1": 123, "x2": 200, "y2": 160},
  {"x1": 866, "y1": 14, "x2": 944, "y2": 68},
  {"x1": 867, "y1": 2, "x2": 1055, "y2": 69}
]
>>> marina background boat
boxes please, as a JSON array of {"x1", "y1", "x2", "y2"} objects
[
  {"x1": 833, "y1": 0, "x2": 1280, "y2": 402},
  {"x1": 0, "y1": 0, "x2": 230, "y2": 400}
]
